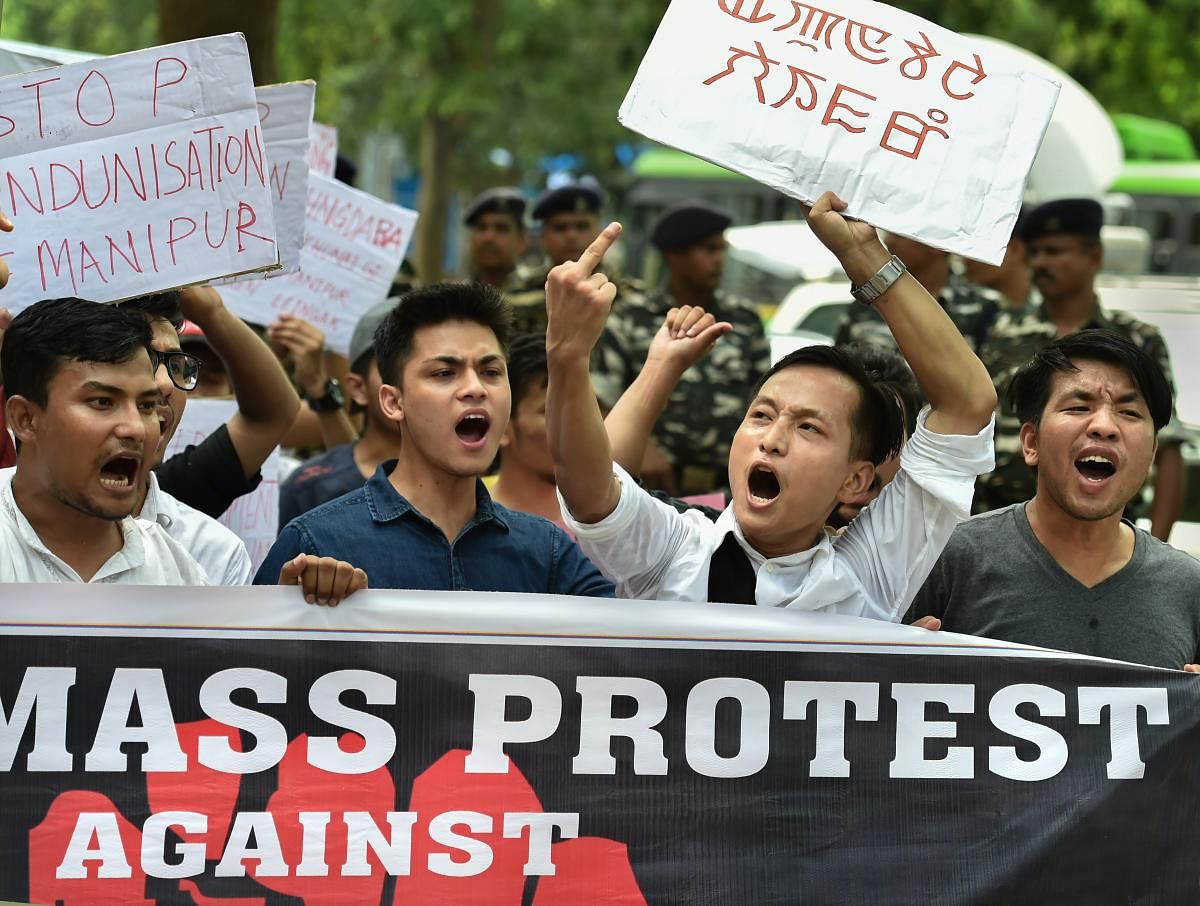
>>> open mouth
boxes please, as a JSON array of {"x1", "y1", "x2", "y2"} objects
[
  {"x1": 747, "y1": 465, "x2": 781, "y2": 505},
  {"x1": 455, "y1": 413, "x2": 490, "y2": 445},
  {"x1": 1075, "y1": 454, "x2": 1117, "y2": 483},
  {"x1": 98, "y1": 454, "x2": 141, "y2": 490}
]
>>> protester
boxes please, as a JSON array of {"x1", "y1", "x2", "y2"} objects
[
  {"x1": 255, "y1": 282, "x2": 615, "y2": 597},
  {"x1": 176, "y1": 320, "x2": 232, "y2": 398},
  {"x1": 489, "y1": 334, "x2": 561, "y2": 523},
  {"x1": 463, "y1": 187, "x2": 546, "y2": 337},
  {"x1": 119, "y1": 286, "x2": 300, "y2": 519},
  {"x1": 836, "y1": 231, "x2": 1003, "y2": 353},
  {"x1": 0, "y1": 298, "x2": 209, "y2": 583},
  {"x1": 268, "y1": 313, "x2": 359, "y2": 452},
  {"x1": 977, "y1": 198, "x2": 1184, "y2": 540},
  {"x1": 278, "y1": 300, "x2": 403, "y2": 526},
  {"x1": 591, "y1": 201, "x2": 771, "y2": 495},
  {"x1": 908, "y1": 330, "x2": 1200, "y2": 671},
  {"x1": 547, "y1": 193, "x2": 996, "y2": 617}
]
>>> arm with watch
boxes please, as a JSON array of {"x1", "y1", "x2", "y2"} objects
[
  {"x1": 268, "y1": 315, "x2": 359, "y2": 451},
  {"x1": 807, "y1": 192, "x2": 997, "y2": 436}
]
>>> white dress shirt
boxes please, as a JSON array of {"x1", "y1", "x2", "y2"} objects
[
  {"x1": 139, "y1": 472, "x2": 252, "y2": 585},
  {"x1": 561, "y1": 408, "x2": 994, "y2": 622},
  {"x1": 0, "y1": 468, "x2": 210, "y2": 585}
]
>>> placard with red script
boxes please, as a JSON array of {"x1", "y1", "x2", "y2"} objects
[
  {"x1": 0, "y1": 34, "x2": 280, "y2": 313},
  {"x1": 619, "y1": 0, "x2": 1060, "y2": 264},
  {"x1": 219, "y1": 174, "x2": 417, "y2": 355}
]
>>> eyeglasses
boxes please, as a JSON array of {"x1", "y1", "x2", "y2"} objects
[{"x1": 151, "y1": 349, "x2": 203, "y2": 392}]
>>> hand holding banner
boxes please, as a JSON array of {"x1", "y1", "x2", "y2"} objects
[
  {"x1": 619, "y1": 0, "x2": 1061, "y2": 263},
  {"x1": 0, "y1": 34, "x2": 280, "y2": 312}
]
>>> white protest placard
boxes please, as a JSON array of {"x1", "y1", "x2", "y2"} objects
[
  {"x1": 0, "y1": 34, "x2": 281, "y2": 313},
  {"x1": 215, "y1": 81, "x2": 315, "y2": 283},
  {"x1": 619, "y1": 0, "x2": 1061, "y2": 264},
  {"x1": 306, "y1": 121, "x2": 338, "y2": 179},
  {"x1": 219, "y1": 173, "x2": 417, "y2": 355},
  {"x1": 164, "y1": 398, "x2": 279, "y2": 571}
]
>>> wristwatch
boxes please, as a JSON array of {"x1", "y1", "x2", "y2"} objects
[
  {"x1": 304, "y1": 378, "x2": 345, "y2": 412},
  {"x1": 851, "y1": 255, "x2": 907, "y2": 305}
]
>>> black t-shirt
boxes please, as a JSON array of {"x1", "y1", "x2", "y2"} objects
[{"x1": 155, "y1": 423, "x2": 261, "y2": 519}]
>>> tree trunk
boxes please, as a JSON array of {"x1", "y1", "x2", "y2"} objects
[
  {"x1": 414, "y1": 111, "x2": 458, "y2": 283},
  {"x1": 157, "y1": 0, "x2": 280, "y2": 85}
]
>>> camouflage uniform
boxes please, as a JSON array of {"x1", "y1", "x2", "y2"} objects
[
  {"x1": 498, "y1": 263, "x2": 552, "y2": 339},
  {"x1": 834, "y1": 272, "x2": 1004, "y2": 353},
  {"x1": 975, "y1": 298, "x2": 1180, "y2": 513},
  {"x1": 592, "y1": 286, "x2": 771, "y2": 495}
]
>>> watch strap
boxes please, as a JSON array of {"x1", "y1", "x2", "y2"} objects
[{"x1": 851, "y1": 255, "x2": 907, "y2": 305}]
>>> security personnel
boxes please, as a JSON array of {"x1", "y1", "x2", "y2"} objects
[
  {"x1": 462, "y1": 186, "x2": 546, "y2": 338},
  {"x1": 976, "y1": 197, "x2": 1184, "y2": 540},
  {"x1": 591, "y1": 201, "x2": 771, "y2": 495}
]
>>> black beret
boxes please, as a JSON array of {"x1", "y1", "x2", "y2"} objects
[
  {"x1": 1019, "y1": 198, "x2": 1103, "y2": 242},
  {"x1": 463, "y1": 187, "x2": 526, "y2": 227},
  {"x1": 650, "y1": 202, "x2": 733, "y2": 251},
  {"x1": 531, "y1": 182, "x2": 604, "y2": 221}
]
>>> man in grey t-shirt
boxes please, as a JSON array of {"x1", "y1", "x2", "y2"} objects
[{"x1": 908, "y1": 330, "x2": 1200, "y2": 671}]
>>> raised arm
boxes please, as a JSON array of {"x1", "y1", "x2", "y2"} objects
[
  {"x1": 545, "y1": 224, "x2": 626, "y2": 524},
  {"x1": 180, "y1": 285, "x2": 301, "y2": 477},
  {"x1": 607, "y1": 305, "x2": 731, "y2": 475},
  {"x1": 807, "y1": 192, "x2": 997, "y2": 435}
]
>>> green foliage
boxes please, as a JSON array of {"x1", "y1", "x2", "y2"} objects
[{"x1": 3, "y1": 0, "x2": 1197, "y2": 185}]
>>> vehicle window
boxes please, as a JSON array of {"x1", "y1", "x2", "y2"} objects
[{"x1": 798, "y1": 302, "x2": 851, "y2": 338}]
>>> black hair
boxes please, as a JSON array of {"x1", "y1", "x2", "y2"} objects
[
  {"x1": 750, "y1": 345, "x2": 906, "y2": 466},
  {"x1": 844, "y1": 341, "x2": 926, "y2": 437},
  {"x1": 374, "y1": 282, "x2": 513, "y2": 385},
  {"x1": 2, "y1": 298, "x2": 154, "y2": 407},
  {"x1": 116, "y1": 291, "x2": 184, "y2": 330},
  {"x1": 507, "y1": 333, "x2": 548, "y2": 409},
  {"x1": 1008, "y1": 329, "x2": 1173, "y2": 431}
]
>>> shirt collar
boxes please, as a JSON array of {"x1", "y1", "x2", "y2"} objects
[
  {"x1": 1033, "y1": 294, "x2": 1112, "y2": 330},
  {"x1": 717, "y1": 505, "x2": 830, "y2": 568},
  {"x1": 138, "y1": 472, "x2": 168, "y2": 527},
  {"x1": 366, "y1": 460, "x2": 510, "y2": 533}
]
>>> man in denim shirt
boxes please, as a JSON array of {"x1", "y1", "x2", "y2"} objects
[{"x1": 255, "y1": 283, "x2": 613, "y2": 598}]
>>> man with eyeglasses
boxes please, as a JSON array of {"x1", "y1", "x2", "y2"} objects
[
  {"x1": 118, "y1": 286, "x2": 300, "y2": 521},
  {"x1": 111, "y1": 286, "x2": 300, "y2": 584},
  {"x1": 1, "y1": 297, "x2": 368, "y2": 603}
]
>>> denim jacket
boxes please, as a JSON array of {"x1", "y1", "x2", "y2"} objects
[{"x1": 255, "y1": 461, "x2": 614, "y2": 597}]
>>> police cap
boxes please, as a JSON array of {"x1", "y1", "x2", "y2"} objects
[
  {"x1": 463, "y1": 187, "x2": 527, "y2": 228},
  {"x1": 650, "y1": 202, "x2": 733, "y2": 251},
  {"x1": 1019, "y1": 198, "x2": 1103, "y2": 242},
  {"x1": 531, "y1": 182, "x2": 604, "y2": 221}
]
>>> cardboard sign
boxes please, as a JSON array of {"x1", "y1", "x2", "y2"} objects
[
  {"x1": 163, "y1": 398, "x2": 279, "y2": 570},
  {"x1": 219, "y1": 81, "x2": 314, "y2": 281},
  {"x1": 306, "y1": 121, "x2": 338, "y2": 179},
  {"x1": 619, "y1": 0, "x2": 1061, "y2": 263},
  {"x1": 0, "y1": 34, "x2": 280, "y2": 313},
  {"x1": 1, "y1": 586, "x2": 1197, "y2": 903},
  {"x1": 219, "y1": 174, "x2": 417, "y2": 355}
]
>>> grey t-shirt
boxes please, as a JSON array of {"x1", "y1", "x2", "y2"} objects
[{"x1": 907, "y1": 502, "x2": 1200, "y2": 669}]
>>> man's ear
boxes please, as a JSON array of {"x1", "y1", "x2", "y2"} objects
[
  {"x1": 835, "y1": 460, "x2": 875, "y2": 503},
  {"x1": 378, "y1": 383, "x2": 404, "y2": 426},
  {"x1": 1020, "y1": 422, "x2": 1039, "y2": 468},
  {"x1": 5, "y1": 394, "x2": 42, "y2": 445},
  {"x1": 342, "y1": 372, "x2": 369, "y2": 408}
]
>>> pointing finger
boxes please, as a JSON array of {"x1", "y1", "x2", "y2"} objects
[{"x1": 574, "y1": 222, "x2": 622, "y2": 277}]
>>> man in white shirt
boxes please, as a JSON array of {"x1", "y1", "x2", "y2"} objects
[
  {"x1": 546, "y1": 192, "x2": 998, "y2": 621},
  {"x1": 1, "y1": 298, "x2": 210, "y2": 584},
  {"x1": 138, "y1": 472, "x2": 252, "y2": 585},
  {"x1": 2, "y1": 298, "x2": 363, "y2": 601}
]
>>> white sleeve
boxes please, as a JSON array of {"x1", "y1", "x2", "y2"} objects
[
  {"x1": 835, "y1": 407, "x2": 995, "y2": 620},
  {"x1": 224, "y1": 542, "x2": 254, "y2": 586},
  {"x1": 558, "y1": 464, "x2": 706, "y2": 600}
]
